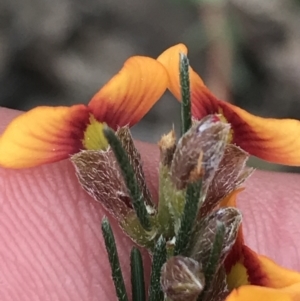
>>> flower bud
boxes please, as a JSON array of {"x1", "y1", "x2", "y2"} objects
[
  {"x1": 161, "y1": 256, "x2": 205, "y2": 301},
  {"x1": 71, "y1": 148, "x2": 157, "y2": 248},
  {"x1": 170, "y1": 115, "x2": 230, "y2": 190},
  {"x1": 158, "y1": 129, "x2": 177, "y2": 167},
  {"x1": 199, "y1": 144, "x2": 253, "y2": 218},
  {"x1": 189, "y1": 207, "x2": 242, "y2": 265}
]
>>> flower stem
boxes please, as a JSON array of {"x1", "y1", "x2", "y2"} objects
[
  {"x1": 180, "y1": 52, "x2": 192, "y2": 135},
  {"x1": 148, "y1": 236, "x2": 167, "y2": 301},
  {"x1": 104, "y1": 127, "x2": 152, "y2": 231},
  {"x1": 131, "y1": 247, "x2": 146, "y2": 301},
  {"x1": 101, "y1": 218, "x2": 129, "y2": 301},
  {"x1": 174, "y1": 180, "x2": 202, "y2": 256}
]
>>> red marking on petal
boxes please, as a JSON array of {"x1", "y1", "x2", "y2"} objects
[
  {"x1": 242, "y1": 245, "x2": 269, "y2": 286},
  {"x1": 224, "y1": 226, "x2": 244, "y2": 274}
]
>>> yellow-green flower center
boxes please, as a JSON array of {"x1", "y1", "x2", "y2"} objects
[
  {"x1": 83, "y1": 115, "x2": 108, "y2": 150},
  {"x1": 226, "y1": 262, "x2": 250, "y2": 290}
]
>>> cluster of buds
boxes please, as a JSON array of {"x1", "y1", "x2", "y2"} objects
[
  {"x1": 70, "y1": 53, "x2": 253, "y2": 301},
  {"x1": 71, "y1": 112, "x2": 252, "y2": 301}
]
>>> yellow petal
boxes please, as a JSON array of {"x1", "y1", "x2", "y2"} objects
[
  {"x1": 158, "y1": 44, "x2": 300, "y2": 166},
  {"x1": 227, "y1": 262, "x2": 250, "y2": 290},
  {"x1": 0, "y1": 105, "x2": 90, "y2": 168},
  {"x1": 88, "y1": 56, "x2": 168, "y2": 129},
  {"x1": 225, "y1": 285, "x2": 292, "y2": 301},
  {"x1": 82, "y1": 115, "x2": 108, "y2": 150}
]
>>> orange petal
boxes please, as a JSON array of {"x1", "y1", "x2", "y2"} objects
[
  {"x1": 157, "y1": 44, "x2": 212, "y2": 115},
  {"x1": 0, "y1": 105, "x2": 90, "y2": 168},
  {"x1": 243, "y1": 245, "x2": 300, "y2": 289},
  {"x1": 157, "y1": 44, "x2": 192, "y2": 99},
  {"x1": 226, "y1": 231, "x2": 300, "y2": 299},
  {"x1": 88, "y1": 56, "x2": 168, "y2": 129},
  {"x1": 219, "y1": 188, "x2": 244, "y2": 208},
  {"x1": 225, "y1": 285, "x2": 292, "y2": 301},
  {"x1": 221, "y1": 104, "x2": 300, "y2": 166},
  {"x1": 158, "y1": 44, "x2": 300, "y2": 165},
  {"x1": 280, "y1": 282, "x2": 300, "y2": 301}
]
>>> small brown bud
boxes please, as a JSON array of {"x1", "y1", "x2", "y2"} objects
[
  {"x1": 161, "y1": 256, "x2": 205, "y2": 301},
  {"x1": 158, "y1": 129, "x2": 177, "y2": 167},
  {"x1": 199, "y1": 144, "x2": 254, "y2": 218},
  {"x1": 189, "y1": 207, "x2": 242, "y2": 266},
  {"x1": 188, "y1": 151, "x2": 204, "y2": 183},
  {"x1": 171, "y1": 115, "x2": 230, "y2": 190}
]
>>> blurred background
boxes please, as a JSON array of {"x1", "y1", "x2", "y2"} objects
[{"x1": 1, "y1": 0, "x2": 300, "y2": 171}]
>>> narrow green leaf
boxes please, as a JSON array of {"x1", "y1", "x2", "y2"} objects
[
  {"x1": 131, "y1": 248, "x2": 146, "y2": 301},
  {"x1": 198, "y1": 221, "x2": 226, "y2": 301},
  {"x1": 117, "y1": 127, "x2": 154, "y2": 208},
  {"x1": 174, "y1": 181, "x2": 202, "y2": 255},
  {"x1": 104, "y1": 127, "x2": 151, "y2": 231},
  {"x1": 148, "y1": 236, "x2": 167, "y2": 301},
  {"x1": 180, "y1": 52, "x2": 192, "y2": 135},
  {"x1": 101, "y1": 218, "x2": 129, "y2": 301}
]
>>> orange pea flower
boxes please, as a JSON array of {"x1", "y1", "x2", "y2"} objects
[
  {"x1": 158, "y1": 44, "x2": 300, "y2": 166},
  {"x1": 221, "y1": 192, "x2": 300, "y2": 301},
  {"x1": 0, "y1": 56, "x2": 168, "y2": 168}
]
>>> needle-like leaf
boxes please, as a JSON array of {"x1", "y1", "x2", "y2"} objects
[
  {"x1": 180, "y1": 52, "x2": 192, "y2": 135},
  {"x1": 104, "y1": 127, "x2": 151, "y2": 231},
  {"x1": 131, "y1": 247, "x2": 146, "y2": 301},
  {"x1": 101, "y1": 218, "x2": 129, "y2": 301}
]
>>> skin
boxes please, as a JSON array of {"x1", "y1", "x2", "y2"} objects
[{"x1": 0, "y1": 108, "x2": 300, "y2": 300}]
